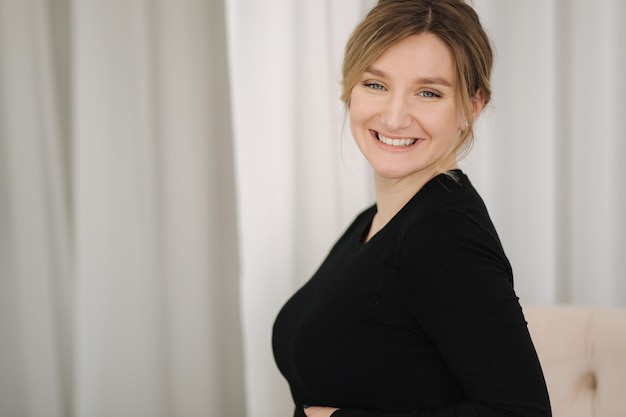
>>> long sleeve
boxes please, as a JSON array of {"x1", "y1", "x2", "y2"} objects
[
  {"x1": 329, "y1": 209, "x2": 551, "y2": 417},
  {"x1": 407, "y1": 209, "x2": 549, "y2": 415}
]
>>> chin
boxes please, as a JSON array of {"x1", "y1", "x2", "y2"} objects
[
  {"x1": 371, "y1": 161, "x2": 435, "y2": 180},
  {"x1": 373, "y1": 168, "x2": 427, "y2": 182}
]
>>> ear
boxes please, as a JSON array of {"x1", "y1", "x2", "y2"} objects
[
  {"x1": 471, "y1": 89, "x2": 485, "y2": 120},
  {"x1": 459, "y1": 90, "x2": 486, "y2": 131}
]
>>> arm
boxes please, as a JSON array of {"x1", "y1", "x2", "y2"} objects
[{"x1": 400, "y1": 209, "x2": 551, "y2": 416}]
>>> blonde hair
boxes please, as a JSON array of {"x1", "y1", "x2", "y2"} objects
[{"x1": 341, "y1": 0, "x2": 493, "y2": 161}]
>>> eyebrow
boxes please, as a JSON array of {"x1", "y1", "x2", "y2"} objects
[{"x1": 364, "y1": 66, "x2": 453, "y2": 88}]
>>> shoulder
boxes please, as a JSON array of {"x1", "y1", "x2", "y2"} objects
[
  {"x1": 421, "y1": 170, "x2": 488, "y2": 213},
  {"x1": 397, "y1": 171, "x2": 513, "y2": 284},
  {"x1": 401, "y1": 171, "x2": 501, "y2": 247}
]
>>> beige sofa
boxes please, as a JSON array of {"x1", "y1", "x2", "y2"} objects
[{"x1": 524, "y1": 305, "x2": 626, "y2": 417}]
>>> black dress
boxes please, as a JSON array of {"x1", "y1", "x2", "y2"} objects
[{"x1": 273, "y1": 170, "x2": 551, "y2": 417}]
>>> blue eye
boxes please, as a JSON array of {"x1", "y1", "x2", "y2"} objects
[
  {"x1": 419, "y1": 90, "x2": 440, "y2": 98},
  {"x1": 363, "y1": 82, "x2": 385, "y2": 91}
]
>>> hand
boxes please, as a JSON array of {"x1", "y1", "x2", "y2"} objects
[{"x1": 304, "y1": 405, "x2": 340, "y2": 417}]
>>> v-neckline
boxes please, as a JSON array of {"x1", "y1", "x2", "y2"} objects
[{"x1": 356, "y1": 169, "x2": 464, "y2": 248}]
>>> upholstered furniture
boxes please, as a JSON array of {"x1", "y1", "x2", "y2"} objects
[{"x1": 524, "y1": 305, "x2": 626, "y2": 417}]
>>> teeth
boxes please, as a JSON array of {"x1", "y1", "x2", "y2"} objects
[{"x1": 377, "y1": 133, "x2": 417, "y2": 147}]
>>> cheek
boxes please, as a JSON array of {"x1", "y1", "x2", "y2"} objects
[
  {"x1": 349, "y1": 112, "x2": 369, "y2": 150},
  {"x1": 348, "y1": 88, "x2": 376, "y2": 122},
  {"x1": 348, "y1": 101, "x2": 369, "y2": 133},
  {"x1": 425, "y1": 106, "x2": 464, "y2": 134}
]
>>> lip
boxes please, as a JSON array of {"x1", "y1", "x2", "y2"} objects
[{"x1": 369, "y1": 129, "x2": 422, "y2": 150}]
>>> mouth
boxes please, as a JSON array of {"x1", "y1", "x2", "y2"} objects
[{"x1": 373, "y1": 131, "x2": 419, "y2": 147}]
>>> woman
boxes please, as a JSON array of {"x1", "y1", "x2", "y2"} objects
[{"x1": 272, "y1": 1, "x2": 552, "y2": 416}]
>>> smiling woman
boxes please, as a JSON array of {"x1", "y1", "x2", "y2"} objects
[{"x1": 272, "y1": 1, "x2": 552, "y2": 416}]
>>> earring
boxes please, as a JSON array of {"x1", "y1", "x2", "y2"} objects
[{"x1": 465, "y1": 120, "x2": 469, "y2": 128}]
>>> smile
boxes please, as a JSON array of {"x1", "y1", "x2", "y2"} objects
[{"x1": 375, "y1": 132, "x2": 418, "y2": 147}]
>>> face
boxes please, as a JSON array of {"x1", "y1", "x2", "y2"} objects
[{"x1": 349, "y1": 33, "x2": 480, "y2": 185}]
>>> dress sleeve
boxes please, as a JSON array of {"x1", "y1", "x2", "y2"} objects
[{"x1": 332, "y1": 209, "x2": 552, "y2": 417}]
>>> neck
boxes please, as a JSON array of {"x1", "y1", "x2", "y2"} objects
[
  {"x1": 374, "y1": 175, "x2": 430, "y2": 224},
  {"x1": 366, "y1": 164, "x2": 458, "y2": 242}
]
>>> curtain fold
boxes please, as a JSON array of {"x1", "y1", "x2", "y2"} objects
[
  {"x1": 73, "y1": 2, "x2": 167, "y2": 415},
  {"x1": 73, "y1": 1, "x2": 245, "y2": 416},
  {"x1": 0, "y1": 1, "x2": 70, "y2": 416},
  {"x1": 556, "y1": 0, "x2": 625, "y2": 304}
]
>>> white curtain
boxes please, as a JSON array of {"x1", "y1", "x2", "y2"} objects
[
  {"x1": 1, "y1": 1, "x2": 624, "y2": 417},
  {"x1": 1, "y1": 0, "x2": 244, "y2": 416}
]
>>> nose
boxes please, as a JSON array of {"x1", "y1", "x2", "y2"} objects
[{"x1": 380, "y1": 93, "x2": 412, "y2": 131}]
